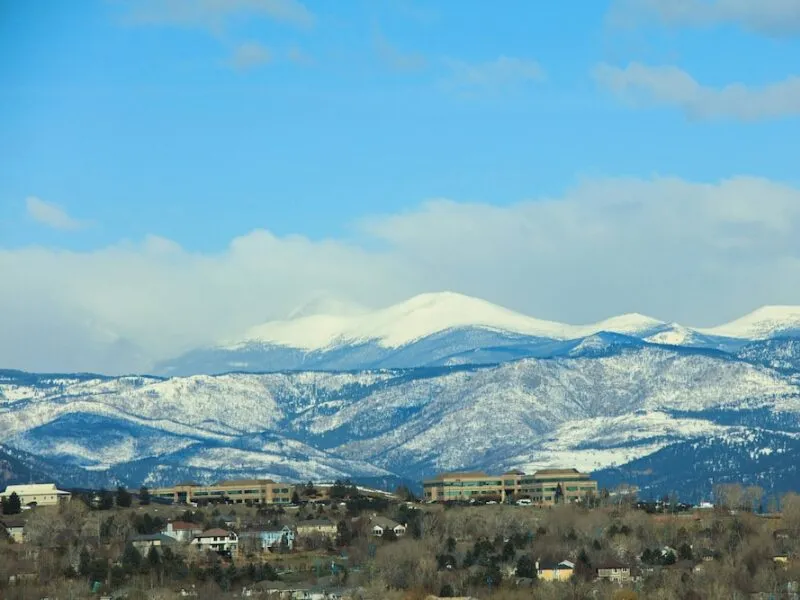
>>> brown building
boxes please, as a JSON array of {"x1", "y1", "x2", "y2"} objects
[
  {"x1": 423, "y1": 468, "x2": 597, "y2": 505},
  {"x1": 151, "y1": 479, "x2": 293, "y2": 505}
]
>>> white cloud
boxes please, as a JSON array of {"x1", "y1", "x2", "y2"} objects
[
  {"x1": 444, "y1": 56, "x2": 546, "y2": 89},
  {"x1": 126, "y1": 0, "x2": 315, "y2": 31},
  {"x1": 609, "y1": 0, "x2": 800, "y2": 37},
  {"x1": 594, "y1": 62, "x2": 800, "y2": 120},
  {"x1": 228, "y1": 42, "x2": 271, "y2": 70},
  {"x1": 25, "y1": 196, "x2": 87, "y2": 231},
  {"x1": 5, "y1": 176, "x2": 800, "y2": 374}
]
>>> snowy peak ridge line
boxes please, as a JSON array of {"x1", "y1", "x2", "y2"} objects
[
  {"x1": 226, "y1": 291, "x2": 665, "y2": 351},
  {"x1": 699, "y1": 306, "x2": 800, "y2": 340}
]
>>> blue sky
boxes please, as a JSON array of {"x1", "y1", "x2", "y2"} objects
[{"x1": 1, "y1": 0, "x2": 800, "y2": 372}]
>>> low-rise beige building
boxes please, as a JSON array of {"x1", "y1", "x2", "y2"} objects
[
  {"x1": 151, "y1": 479, "x2": 293, "y2": 505},
  {"x1": 0, "y1": 483, "x2": 71, "y2": 507},
  {"x1": 423, "y1": 468, "x2": 597, "y2": 505}
]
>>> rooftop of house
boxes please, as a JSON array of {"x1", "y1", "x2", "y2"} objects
[
  {"x1": 537, "y1": 559, "x2": 575, "y2": 571},
  {"x1": 371, "y1": 516, "x2": 401, "y2": 529},
  {"x1": 596, "y1": 559, "x2": 631, "y2": 570},
  {"x1": 129, "y1": 533, "x2": 176, "y2": 544},
  {"x1": 197, "y1": 528, "x2": 234, "y2": 538},
  {"x1": 1, "y1": 517, "x2": 26, "y2": 529}
]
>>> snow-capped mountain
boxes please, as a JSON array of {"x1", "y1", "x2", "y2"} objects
[
  {"x1": 4, "y1": 338, "x2": 800, "y2": 500},
  {"x1": 156, "y1": 293, "x2": 800, "y2": 376},
  {"x1": 698, "y1": 305, "x2": 800, "y2": 340}
]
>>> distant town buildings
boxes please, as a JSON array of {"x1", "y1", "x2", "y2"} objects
[
  {"x1": 422, "y1": 468, "x2": 598, "y2": 505},
  {"x1": 0, "y1": 483, "x2": 71, "y2": 507}
]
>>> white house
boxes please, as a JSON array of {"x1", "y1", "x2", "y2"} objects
[
  {"x1": 162, "y1": 521, "x2": 204, "y2": 542},
  {"x1": 241, "y1": 525, "x2": 295, "y2": 552},
  {"x1": 370, "y1": 516, "x2": 406, "y2": 537},
  {"x1": 190, "y1": 528, "x2": 238, "y2": 555},
  {"x1": 0, "y1": 483, "x2": 71, "y2": 507},
  {"x1": 1, "y1": 517, "x2": 25, "y2": 543}
]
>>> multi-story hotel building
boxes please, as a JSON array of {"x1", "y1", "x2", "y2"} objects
[
  {"x1": 423, "y1": 468, "x2": 598, "y2": 505},
  {"x1": 151, "y1": 479, "x2": 294, "y2": 505}
]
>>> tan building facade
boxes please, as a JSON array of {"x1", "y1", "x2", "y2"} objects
[
  {"x1": 423, "y1": 468, "x2": 597, "y2": 505},
  {"x1": 151, "y1": 479, "x2": 293, "y2": 505}
]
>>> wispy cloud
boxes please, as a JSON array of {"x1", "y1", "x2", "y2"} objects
[
  {"x1": 372, "y1": 27, "x2": 426, "y2": 71},
  {"x1": 594, "y1": 62, "x2": 800, "y2": 120},
  {"x1": 444, "y1": 56, "x2": 546, "y2": 90},
  {"x1": 609, "y1": 0, "x2": 800, "y2": 37},
  {"x1": 25, "y1": 196, "x2": 88, "y2": 231},
  {"x1": 126, "y1": 0, "x2": 315, "y2": 31},
  {"x1": 228, "y1": 41, "x2": 272, "y2": 70}
]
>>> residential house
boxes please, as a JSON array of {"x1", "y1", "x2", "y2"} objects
[
  {"x1": 370, "y1": 516, "x2": 406, "y2": 537},
  {"x1": 129, "y1": 533, "x2": 177, "y2": 553},
  {"x1": 536, "y1": 559, "x2": 575, "y2": 582},
  {"x1": 0, "y1": 483, "x2": 71, "y2": 507},
  {"x1": 162, "y1": 521, "x2": 204, "y2": 542},
  {"x1": 295, "y1": 519, "x2": 338, "y2": 538},
  {"x1": 595, "y1": 559, "x2": 632, "y2": 583},
  {"x1": 241, "y1": 526, "x2": 295, "y2": 552},
  {"x1": 190, "y1": 528, "x2": 239, "y2": 555},
  {"x1": 2, "y1": 517, "x2": 25, "y2": 543}
]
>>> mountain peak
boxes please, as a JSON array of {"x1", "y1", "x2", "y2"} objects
[
  {"x1": 223, "y1": 292, "x2": 667, "y2": 351},
  {"x1": 699, "y1": 305, "x2": 800, "y2": 339}
]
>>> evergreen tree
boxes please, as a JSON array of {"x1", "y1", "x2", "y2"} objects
[
  {"x1": 147, "y1": 546, "x2": 162, "y2": 571},
  {"x1": 122, "y1": 544, "x2": 142, "y2": 572},
  {"x1": 4, "y1": 492, "x2": 21, "y2": 515},
  {"x1": 515, "y1": 555, "x2": 536, "y2": 578},
  {"x1": 291, "y1": 491, "x2": 300, "y2": 504},
  {"x1": 439, "y1": 584, "x2": 455, "y2": 597},
  {"x1": 502, "y1": 539, "x2": 516, "y2": 562},
  {"x1": 98, "y1": 488, "x2": 114, "y2": 510},
  {"x1": 79, "y1": 547, "x2": 92, "y2": 577},
  {"x1": 139, "y1": 486, "x2": 151, "y2": 506},
  {"x1": 116, "y1": 486, "x2": 133, "y2": 508}
]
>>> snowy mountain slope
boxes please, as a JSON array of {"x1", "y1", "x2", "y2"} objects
[
  {"x1": 596, "y1": 429, "x2": 800, "y2": 500},
  {"x1": 324, "y1": 349, "x2": 798, "y2": 476},
  {"x1": 736, "y1": 338, "x2": 800, "y2": 373},
  {"x1": 4, "y1": 343, "x2": 800, "y2": 499}
]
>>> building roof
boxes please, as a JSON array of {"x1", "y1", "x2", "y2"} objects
[
  {"x1": 371, "y1": 516, "x2": 401, "y2": 530},
  {"x1": 596, "y1": 559, "x2": 630, "y2": 570},
  {"x1": 532, "y1": 469, "x2": 582, "y2": 476},
  {"x1": 215, "y1": 479, "x2": 275, "y2": 486},
  {"x1": 1, "y1": 483, "x2": 70, "y2": 495},
  {"x1": 197, "y1": 528, "x2": 233, "y2": 537},
  {"x1": 1, "y1": 517, "x2": 26, "y2": 529},
  {"x1": 538, "y1": 559, "x2": 575, "y2": 571},
  {"x1": 166, "y1": 521, "x2": 202, "y2": 530},
  {"x1": 130, "y1": 533, "x2": 176, "y2": 544}
]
